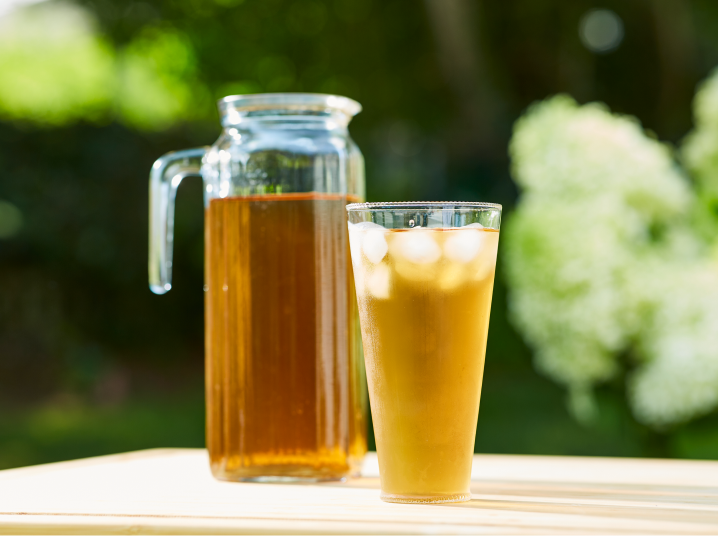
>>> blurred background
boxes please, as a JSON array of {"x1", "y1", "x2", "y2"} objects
[{"x1": 2, "y1": 0, "x2": 718, "y2": 470}]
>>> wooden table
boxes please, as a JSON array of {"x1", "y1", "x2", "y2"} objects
[{"x1": 1, "y1": 449, "x2": 717, "y2": 534}]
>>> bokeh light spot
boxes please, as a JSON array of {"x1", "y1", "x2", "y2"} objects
[{"x1": 579, "y1": 9, "x2": 624, "y2": 54}]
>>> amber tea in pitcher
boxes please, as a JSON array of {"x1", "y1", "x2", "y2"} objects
[
  {"x1": 149, "y1": 94, "x2": 367, "y2": 480},
  {"x1": 205, "y1": 193, "x2": 365, "y2": 479}
]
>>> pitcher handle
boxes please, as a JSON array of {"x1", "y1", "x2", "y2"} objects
[{"x1": 149, "y1": 147, "x2": 208, "y2": 294}]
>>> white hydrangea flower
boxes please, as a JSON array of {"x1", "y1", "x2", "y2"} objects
[
  {"x1": 628, "y1": 258, "x2": 718, "y2": 426},
  {"x1": 504, "y1": 94, "x2": 718, "y2": 427}
]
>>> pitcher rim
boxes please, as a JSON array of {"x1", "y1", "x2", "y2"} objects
[{"x1": 218, "y1": 93, "x2": 362, "y2": 117}]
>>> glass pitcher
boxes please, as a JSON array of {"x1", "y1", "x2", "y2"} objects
[{"x1": 149, "y1": 93, "x2": 367, "y2": 481}]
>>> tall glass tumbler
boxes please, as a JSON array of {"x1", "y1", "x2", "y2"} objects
[{"x1": 347, "y1": 202, "x2": 501, "y2": 503}]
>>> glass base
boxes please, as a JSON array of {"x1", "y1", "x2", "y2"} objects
[
  {"x1": 236, "y1": 475, "x2": 347, "y2": 484},
  {"x1": 380, "y1": 492, "x2": 471, "y2": 504},
  {"x1": 211, "y1": 463, "x2": 349, "y2": 483}
]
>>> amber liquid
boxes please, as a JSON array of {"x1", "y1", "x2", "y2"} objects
[
  {"x1": 205, "y1": 193, "x2": 367, "y2": 481},
  {"x1": 350, "y1": 226, "x2": 499, "y2": 501}
]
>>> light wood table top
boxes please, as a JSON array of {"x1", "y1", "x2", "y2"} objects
[{"x1": 1, "y1": 448, "x2": 717, "y2": 534}]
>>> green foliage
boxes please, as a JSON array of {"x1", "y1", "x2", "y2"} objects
[
  {"x1": 0, "y1": 390, "x2": 205, "y2": 470},
  {"x1": 117, "y1": 26, "x2": 212, "y2": 130},
  {"x1": 0, "y1": 2, "x2": 114, "y2": 125},
  {"x1": 4, "y1": 0, "x2": 718, "y2": 468},
  {"x1": 0, "y1": 3, "x2": 209, "y2": 130}
]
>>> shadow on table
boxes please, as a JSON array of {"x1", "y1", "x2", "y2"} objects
[{"x1": 437, "y1": 480, "x2": 718, "y2": 526}]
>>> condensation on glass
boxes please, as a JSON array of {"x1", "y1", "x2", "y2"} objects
[{"x1": 149, "y1": 93, "x2": 368, "y2": 481}]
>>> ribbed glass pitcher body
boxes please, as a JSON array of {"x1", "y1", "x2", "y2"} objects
[{"x1": 203, "y1": 94, "x2": 367, "y2": 481}]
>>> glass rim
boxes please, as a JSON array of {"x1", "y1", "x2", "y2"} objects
[
  {"x1": 346, "y1": 201, "x2": 502, "y2": 211},
  {"x1": 218, "y1": 93, "x2": 362, "y2": 117}
]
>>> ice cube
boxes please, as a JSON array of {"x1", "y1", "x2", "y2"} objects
[
  {"x1": 444, "y1": 229, "x2": 484, "y2": 263},
  {"x1": 348, "y1": 226, "x2": 363, "y2": 264},
  {"x1": 367, "y1": 264, "x2": 391, "y2": 299},
  {"x1": 392, "y1": 229, "x2": 442, "y2": 264},
  {"x1": 362, "y1": 229, "x2": 388, "y2": 264},
  {"x1": 463, "y1": 222, "x2": 485, "y2": 229},
  {"x1": 472, "y1": 234, "x2": 499, "y2": 281},
  {"x1": 349, "y1": 222, "x2": 388, "y2": 264},
  {"x1": 439, "y1": 263, "x2": 467, "y2": 291}
]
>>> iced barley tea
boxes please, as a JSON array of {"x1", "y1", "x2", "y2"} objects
[
  {"x1": 206, "y1": 193, "x2": 367, "y2": 481},
  {"x1": 349, "y1": 222, "x2": 499, "y2": 502}
]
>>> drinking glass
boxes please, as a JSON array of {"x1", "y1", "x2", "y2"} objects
[{"x1": 347, "y1": 202, "x2": 501, "y2": 503}]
